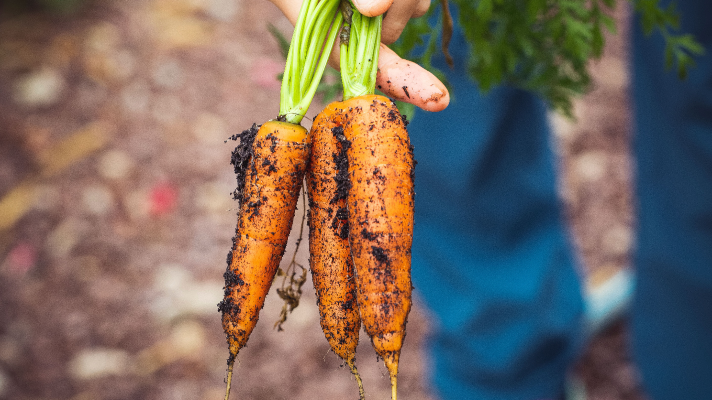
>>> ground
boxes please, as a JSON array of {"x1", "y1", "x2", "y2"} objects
[{"x1": 0, "y1": 1, "x2": 645, "y2": 399}]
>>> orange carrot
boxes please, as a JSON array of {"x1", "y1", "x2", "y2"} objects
[
  {"x1": 218, "y1": 0, "x2": 344, "y2": 398},
  {"x1": 306, "y1": 103, "x2": 364, "y2": 398},
  {"x1": 218, "y1": 120, "x2": 309, "y2": 398},
  {"x1": 341, "y1": 94, "x2": 414, "y2": 400},
  {"x1": 331, "y1": 3, "x2": 416, "y2": 397}
]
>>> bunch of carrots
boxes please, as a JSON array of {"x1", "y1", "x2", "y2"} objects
[{"x1": 218, "y1": 1, "x2": 428, "y2": 399}]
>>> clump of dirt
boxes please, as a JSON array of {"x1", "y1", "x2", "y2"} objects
[
  {"x1": 229, "y1": 123, "x2": 260, "y2": 200},
  {"x1": 331, "y1": 125, "x2": 351, "y2": 204}
]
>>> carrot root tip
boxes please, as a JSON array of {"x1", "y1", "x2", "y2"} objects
[
  {"x1": 390, "y1": 373, "x2": 398, "y2": 400},
  {"x1": 347, "y1": 359, "x2": 365, "y2": 400},
  {"x1": 224, "y1": 359, "x2": 235, "y2": 400}
]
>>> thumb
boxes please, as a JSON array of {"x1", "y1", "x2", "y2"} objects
[
  {"x1": 352, "y1": 0, "x2": 393, "y2": 17},
  {"x1": 376, "y1": 44, "x2": 450, "y2": 112}
]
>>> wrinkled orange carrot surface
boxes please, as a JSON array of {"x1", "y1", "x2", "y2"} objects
[
  {"x1": 342, "y1": 95, "x2": 413, "y2": 397},
  {"x1": 219, "y1": 120, "x2": 309, "y2": 365},
  {"x1": 307, "y1": 104, "x2": 365, "y2": 397}
]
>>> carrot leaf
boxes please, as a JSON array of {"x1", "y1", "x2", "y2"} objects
[
  {"x1": 279, "y1": 0, "x2": 343, "y2": 124},
  {"x1": 339, "y1": 1, "x2": 381, "y2": 100}
]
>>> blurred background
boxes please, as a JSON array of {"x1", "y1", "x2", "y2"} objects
[{"x1": 0, "y1": 0, "x2": 642, "y2": 399}]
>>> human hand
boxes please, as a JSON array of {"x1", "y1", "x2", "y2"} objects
[{"x1": 268, "y1": 0, "x2": 449, "y2": 112}]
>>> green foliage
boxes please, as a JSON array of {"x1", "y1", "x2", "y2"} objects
[
  {"x1": 634, "y1": 0, "x2": 704, "y2": 79},
  {"x1": 278, "y1": 0, "x2": 343, "y2": 124},
  {"x1": 392, "y1": 0, "x2": 704, "y2": 117}
]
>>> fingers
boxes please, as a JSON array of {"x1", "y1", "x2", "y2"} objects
[
  {"x1": 272, "y1": 0, "x2": 431, "y2": 44},
  {"x1": 376, "y1": 44, "x2": 449, "y2": 112},
  {"x1": 352, "y1": 0, "x2": 394, "y2": 17},
  {"x1": 269, "y1": 0, "x2": 449, "y2": 112},
  {"x1": 381, "y1": 0, "x2": 431, "y2": 44}
]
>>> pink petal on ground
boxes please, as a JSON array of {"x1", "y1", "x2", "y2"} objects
[
  {"x1": 149, "y1": 182, "x2": 178, "y2": 216},
  {"x1": 5, "y1": 242, "x2": 37, "y2": 276}
]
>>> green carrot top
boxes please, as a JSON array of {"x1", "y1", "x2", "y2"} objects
[
  {"x1": 339, "y1": 1, "x2": 381, "y2": 101},
  {"x1": 279, "y1": 0, "x2": 343, "y2": 124}
]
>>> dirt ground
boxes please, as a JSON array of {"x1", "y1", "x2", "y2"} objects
[{"x1": 0, "y1": 1, "x2": 645, "y2": 399}]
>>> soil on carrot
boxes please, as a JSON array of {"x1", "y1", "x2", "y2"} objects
[
  {"x1": 229, "y1": 123, "x2": 260, "y2": 200},
  {"x1": 331, "y1": 125, "x2": 352, "y2": 204}
]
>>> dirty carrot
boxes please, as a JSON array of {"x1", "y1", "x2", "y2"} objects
[
  {"x1": 342, "y1": 94, "x2": 414, "y2": 400},
  {"x1": 218, "y1": 121, "x2": 309, "y2": 399},
  {"x1": 337, "y1": 5, "x2": 414, "y2": 400},
  {"x1": 218, "y1": 0, "x2": 343, "y2": 399},
  {"x1": 306, "y1": 102, "x2": 365, "y2": 399}
]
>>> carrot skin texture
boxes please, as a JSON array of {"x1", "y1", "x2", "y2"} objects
[
  {"x1": 307, "y1": 103, "x2": 362, "y2": 363},
  {"x1": 342, "y1": 95, "x2": 414, "y2": 385},
  {"x1": 220, "y1": 120, "x2": 310, "y2": 360}
]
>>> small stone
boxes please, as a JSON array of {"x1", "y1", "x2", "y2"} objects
[
  {"x1": 82, "y1": 185, "x2": 115, "y2": 216},
  {"x1": 13, "y1": 68, "x2": 66, "y2": 108},
  {"x1": 194, "y1": 180, "x2": 232, "y2": 213},
  {"x1": 205, "y1": 0, "x2": 240, "y2": 21},
  {"x1": 150, "y1": 264, "x2": 223, "y2": 321},
  {"x1": 177, "y1": 280, "x2": 224, "y2": 316},
  {"x1": 191, "y1": 112, "x2": 226, "y2": 144},
  {"x1": 574, "y1": 151, "x2": 607, "y2": 182},
  {"x1": 98, "y1": 150, "x2": 135, "y2": 180},
  {"x1": 169, "y1": 319, "x2": 205, "y2": 358},
  {"x1": 152, "y1": 59, "x2": 184, "y2": 90},
  {"x1": 69, "y1": 348, "x2": 130, "y2": 380},
  {"x1": 121, "y1": 81, "x2": 151, "y2": 114},
  {"x1": 154, "y1": 263, "x2": 190, "y2": 293},
  {"x1": 84, "y1": 22, "x2": 120, "y2": 53},
  {"x1": 601, "y1": 224, "x2": 633, "y2": 257}
]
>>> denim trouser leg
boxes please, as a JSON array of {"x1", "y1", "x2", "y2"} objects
[
  {"x1": 631, "y1": 1, "x2": 712, "y2": 398},
  {"x1": 409, "y1": 54, "x2": 584, "y2": 398}
]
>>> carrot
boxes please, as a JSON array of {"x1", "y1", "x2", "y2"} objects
[
  {"x1": 218, "y1": 120, "x2": 310, "y2": 392},
  {"x1": 306, "y1": 103, "x2": 364, "y2": 398},
  {"x1": 335, "y1": 6, "x2": 414, "y2": 400},
  {"x1": 218, "y1": 1, "x2": 343, "y2": 399},
  {"x1": 344, "y1": 94, "x2": 414, "y2": 400}
]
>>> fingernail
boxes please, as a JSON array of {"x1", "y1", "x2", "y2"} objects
[{"x1": 352, "y1": 0, "x2": 392, "y2": 17}]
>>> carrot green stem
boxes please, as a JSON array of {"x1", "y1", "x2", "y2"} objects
[
  {"x1": 279, "y1": 0, "x2": 343, "y2": 125},
  {"x1": 340, "y1": 1, "x2": 381, "y2": 100}
]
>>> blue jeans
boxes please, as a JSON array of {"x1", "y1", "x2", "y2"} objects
[
  {"x1": 409, "y1": 24, "x2": 584, "y2": 399},
  {"x1": 631, "y1": 1, "x2": 712, "y2": 398}
]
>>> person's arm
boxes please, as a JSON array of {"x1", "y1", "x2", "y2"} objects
[{"x1": 268, "y1": 0, "x2": 449, "y2": 112}]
